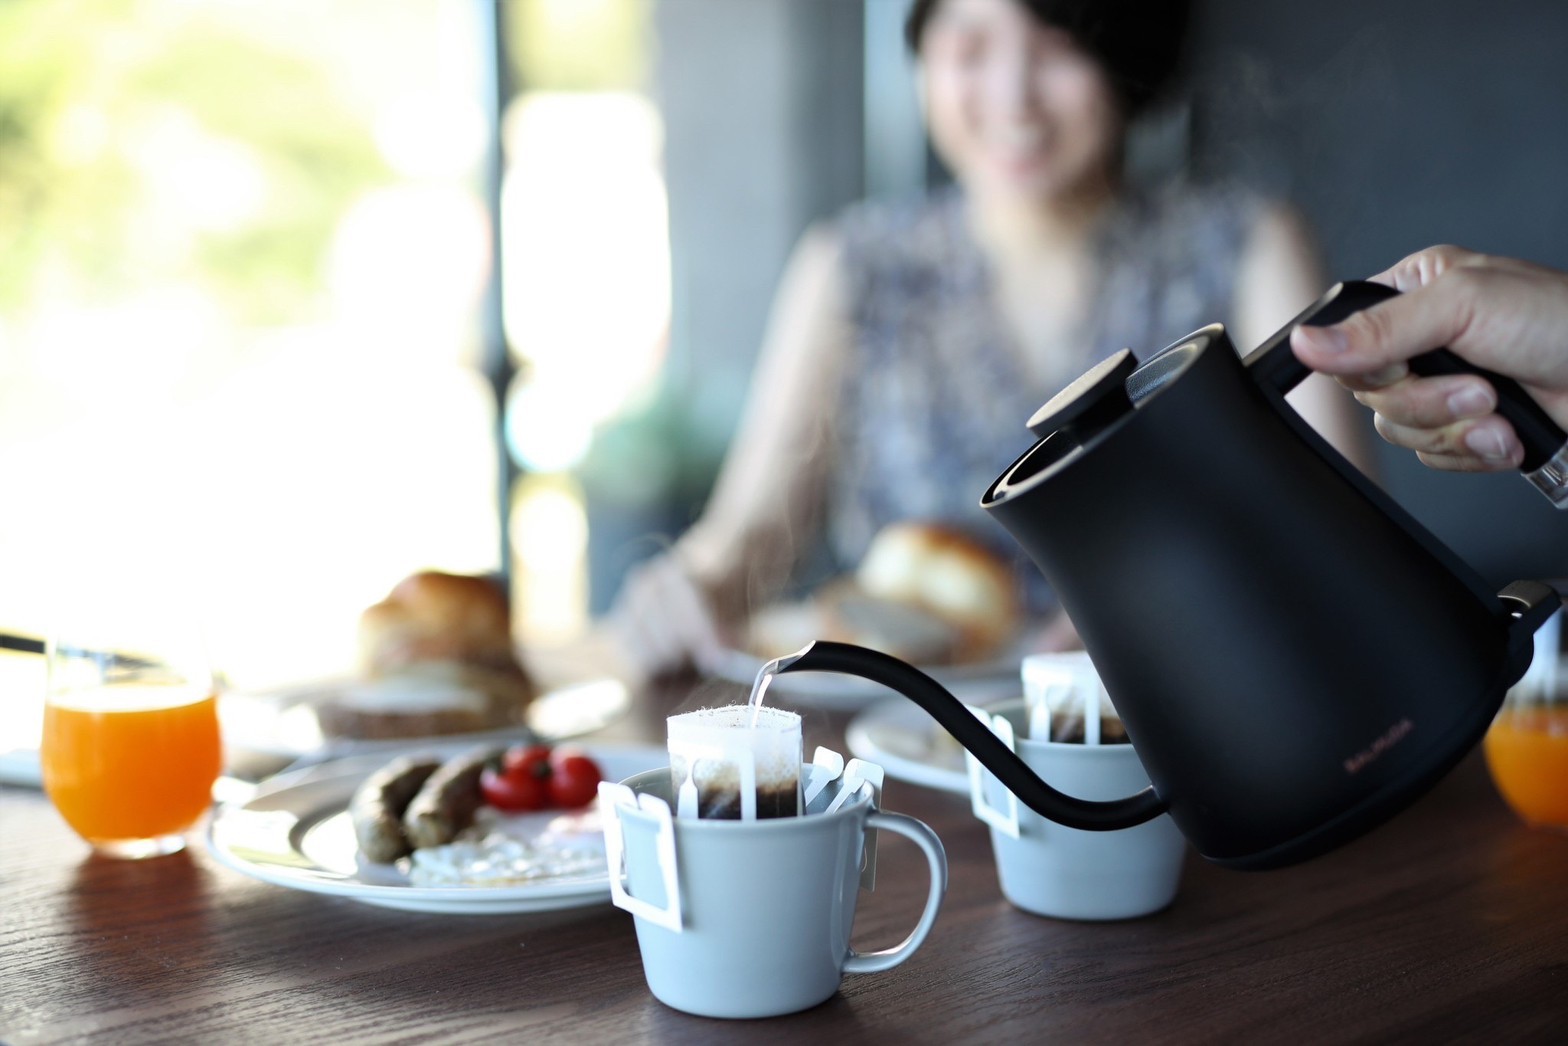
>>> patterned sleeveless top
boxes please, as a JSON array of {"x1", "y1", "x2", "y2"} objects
[{"x1": 828, "y1": 182, "x2": 1260, "y2": 609}]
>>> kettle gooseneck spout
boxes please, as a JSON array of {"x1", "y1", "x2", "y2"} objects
[{"x1": 776, "y1": 640, "x2": 1167, "y2": 832}]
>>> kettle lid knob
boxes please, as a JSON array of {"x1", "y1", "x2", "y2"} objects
[{"x1": 1027, "y1": 348, "x2": 1138, "y2": 441}]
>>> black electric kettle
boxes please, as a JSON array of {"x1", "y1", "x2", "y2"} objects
[{"x1": 778, "y1": 281, "x2": 1566, "y2": 871}]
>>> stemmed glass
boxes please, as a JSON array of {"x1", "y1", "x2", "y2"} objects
[{"x1": 41, "y1": 591, "x2": 223, "y2": 859}]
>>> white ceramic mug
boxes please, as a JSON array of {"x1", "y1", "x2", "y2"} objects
[
  {"x1": 600, "y1": 764, "x2": 947, "y2": 1019},
  {"x1": 968, "y1": 699, "x2": 1187, "y2": 920}
]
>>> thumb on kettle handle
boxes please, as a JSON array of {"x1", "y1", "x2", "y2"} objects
[
  {"x1": 776, "y1": 640, "x2": 1167, "y2": 831},
  {"x1": 1245, "y1": 280, "x2": 1568, "y2": 477}
]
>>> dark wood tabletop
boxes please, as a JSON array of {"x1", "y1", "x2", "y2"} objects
[{"x1": 4, "y1": 672, "x2": 1567, "y2": 1045}]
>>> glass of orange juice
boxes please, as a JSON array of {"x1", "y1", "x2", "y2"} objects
[
  {"x1": 1483, "y1": 606, "x2": 1567, "y2": 830},
  {"x1": 42, "y1": 610, "x2": 223, "y2": 859}
]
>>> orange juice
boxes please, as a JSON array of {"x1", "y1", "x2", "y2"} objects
[
  {"x1": 1482, "y1": 707, "x2": 1568, "y2": 828},
  {"x1": 42, "y1": 684, "x2": 222, "y2": 851}
]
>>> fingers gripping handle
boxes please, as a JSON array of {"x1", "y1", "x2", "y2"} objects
[
  {"x1": 1245, "y1": 280, "x2": 1400, "y2": 396},
  {"x1": 1247, "y1": 280, "x2": 1568, "y2": 489}
]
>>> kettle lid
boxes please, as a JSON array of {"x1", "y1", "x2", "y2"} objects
[{"x1": 1026, "y1": 348, "x2": 1138, "y2": 440}]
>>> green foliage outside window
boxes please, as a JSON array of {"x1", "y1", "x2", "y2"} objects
[{"x1": 0, "y1": 0, "x2": 390, "y2": 325}]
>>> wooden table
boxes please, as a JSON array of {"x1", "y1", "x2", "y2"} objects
[{"x1": 4, "y1": 674, "x2": 1566, "y2": 1044}]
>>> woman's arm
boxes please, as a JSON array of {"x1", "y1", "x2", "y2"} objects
[
  {"x1": 680, "y1": 222, "x2": 852, "y2": 616},
  {"x1": 1232, "y1": 201, "x2": 1380, "y2": 476},
  {"x1": 607, "y1": 222, "x2": 853, "y2": 674}
]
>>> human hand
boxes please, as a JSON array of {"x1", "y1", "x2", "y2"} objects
[
  {"x1": 606, "y1": 553, "x2": 727, "y2": 681},
  {"x1": 1289, "y1": 245, "x2": 1568, "y2": 472}
]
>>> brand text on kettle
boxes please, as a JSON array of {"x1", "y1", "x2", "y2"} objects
[{"x1": 1344, "y1": 719, "x2": 1415, "y2": 775}]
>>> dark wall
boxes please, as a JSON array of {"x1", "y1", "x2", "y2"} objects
[{"x1": 1188, "y1": 0, "x2": 1568, "y2": 582}]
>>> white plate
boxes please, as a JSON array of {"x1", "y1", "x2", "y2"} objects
[
  {"x1": 702, "y1": 646, "x2": 1023, "y2": 712},
  {"x1": 206, "y1": 742, "x2": 666, "y2": 914},
  {"x1": 845, "y1": 697, "x2": 996, "y2": 794},
  {"x1": 219, "y1": 677, "x2": 631, "y2": 758}
]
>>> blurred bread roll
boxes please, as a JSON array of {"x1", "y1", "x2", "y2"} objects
[
  {"x1": 359, "y1": 571, "x2": 518, "y2": 673},
  {"x1": 819, "y1": 583, "x2": 961, "y2": 664},
  {"x1": 747, "y1": 580, "x2": 960, "y2": 666},
  {"x1": 853, "y1": 522, "x2": 1020, "y2": 661},
  {"x1": 319, "y1": 571, "x2": 537, "y2": 741}
]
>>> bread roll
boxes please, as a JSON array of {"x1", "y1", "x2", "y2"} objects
[
  {"x1": 854, "y1": 522, "x2": 1020, "y2": 661},
  {"x1": 818, "y1": 583, "x2": 961, "y2": 665},
  {"x1": 318, "y1": 571, "x2": 536, "y2": 740},
  {"x1": 359, "y1": 571, "x2": 517, "y2": 673}
]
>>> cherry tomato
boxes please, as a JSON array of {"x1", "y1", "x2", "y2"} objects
[
  {"x1": 547, "y1": 748, "x2": 604, "y2": 808},
  {"x1": 479, "y1": 764, "x2": 548, "y2": 811},
  {"x1": 502, "y1": 744, "x2": 553, "y2": 778},
  {"x1": 480, "y1": 745, "x2": 552, "y2": 811},
  {"x1": 480, "y1": 743, "x2": 604, "y2": 811}
]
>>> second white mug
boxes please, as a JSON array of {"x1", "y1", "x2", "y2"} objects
[{"x1": 968, "y1": 699, "x2": 1187, "y2": 920}]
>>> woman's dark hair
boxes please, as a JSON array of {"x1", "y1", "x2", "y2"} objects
[{"x1": 904, "y1": 0, "x2": 1193, "y2": 117}]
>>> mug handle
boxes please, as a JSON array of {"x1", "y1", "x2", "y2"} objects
[{"x1": 842, "y1": 811, "x2": 948, "y2": 975}]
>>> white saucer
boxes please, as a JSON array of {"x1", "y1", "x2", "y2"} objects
[
  {"x1": 845, "y1": 698, "x2": 994, "y2": 794},
  {"x1": 219, "y1": 677, "x2": 630, "y2": 758}
]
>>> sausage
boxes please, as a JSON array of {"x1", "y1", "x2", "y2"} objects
[
  {"x1": 348, "y1": 753, "x2": 442, "y2": 863},
  {"x1": 402, "y1": 744, "x2": 502, "y2": 851}
]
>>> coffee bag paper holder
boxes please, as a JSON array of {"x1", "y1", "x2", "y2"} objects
[
  {"x1": 966, "y1": 705, "x2": 1024, "y2": 840},
  {"x1": 600, "y1": 749, "x2": 884, "y2": 932}
]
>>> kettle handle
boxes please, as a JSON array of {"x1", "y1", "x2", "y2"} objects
[
  {"x1": 1244, "y1": 280, "x2": 1568, "y2": 475},
  {"x1": 1500, "y1": 578, "x2": 1563, "y2": 666},
  {"x1": 776, "y1": 640, "x2": 1168, "y2": 831}
]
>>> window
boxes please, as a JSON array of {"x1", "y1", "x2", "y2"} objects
[
  {"x1": 0, "y1": 0, "x2": 511, "y2": 748},
  {"x1": 0, "y1": 0, "x2": 874, "y2": 758}
]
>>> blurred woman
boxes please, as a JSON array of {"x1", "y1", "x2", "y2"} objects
[{"x1": 609, "y1": 0, "x2": 1369, "y2": 676}]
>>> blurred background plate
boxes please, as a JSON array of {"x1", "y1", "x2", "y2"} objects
[
  {"x1": 220, "y1": 677, "x2": 630, "y2": 759},
  {"x1": 845, "y1": 696, "x2": 981, "y2": 794},
  {"x1": 700, "y1": 644, "x2": 1023, "y2": 712}
]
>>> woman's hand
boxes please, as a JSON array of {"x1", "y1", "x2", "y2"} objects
[
  {"x1": 1290, "y1": 245, "x2": 1568, "y2": 471},
  {"x1": 606, "y1": 553, "x2": 728, "y2": 681}
]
